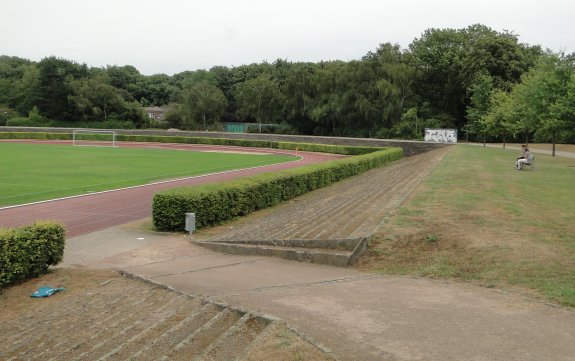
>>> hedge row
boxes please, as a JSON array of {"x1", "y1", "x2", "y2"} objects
[
  {"x1": 0, "y1": 132, "x2": 380, "y2": 156},
  {"x1": 152, "y1": 147, "x2": 403, "y2": 232},
  {"x1": 276, "y1": 142, "x2": 380, "y2": 155},
  {"x1": 0, "y1": 222, "x2": 65, "y2": 288},
  {"x1": 0, "y1": 132, "x2": 73, "y2": 140},
  {"x1": 117, "y1": 134, "x2": 381, "y2": 155}
]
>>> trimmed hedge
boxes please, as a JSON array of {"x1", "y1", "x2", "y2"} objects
[
  {"x1": 0, "y1": 132, "x2": 73, "y2": 140},
  {"x1": 276, "y1": 142, "x2": 380, "y2": 155},
  {"x1": 0, "y1": 132, "x2": 380, "y2": 155},
  {"x1": 152, "y1": 147, "x2": 403, "y2": 232},
  {"x1": 116, "y1": 134, "x2": 381, "y2": 155},
  {"x1": 0, "y1": 221, "x2": 65, "y2": 288}
]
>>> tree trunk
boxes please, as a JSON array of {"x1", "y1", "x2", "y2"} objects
[
  {"x1": 552, "y1": 130, "x2": 556, "y2": 157},
  {"x1": 257, "y1": 99, "x2": 262, "y2": 133}
]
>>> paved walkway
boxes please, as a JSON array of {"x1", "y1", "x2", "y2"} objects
[
  {"x1": 60, "y1": 223, "x2": 575, "y2": 361},
  {"x1": 56, "y1": 149, "x2": 575, "y2": 361}
]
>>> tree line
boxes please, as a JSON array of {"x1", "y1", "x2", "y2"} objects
[{"x1": 0, "y1": 24, "x2": 573, "y2": 144}]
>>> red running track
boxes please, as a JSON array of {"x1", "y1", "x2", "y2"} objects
[{"x1": 0, "y1": 141, "x2": 343, "y2": 237}]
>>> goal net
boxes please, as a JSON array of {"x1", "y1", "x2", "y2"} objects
[{"x1": 72, "y1": 129, "x2": 117, "y2": 147}]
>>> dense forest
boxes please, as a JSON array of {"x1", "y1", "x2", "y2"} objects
[{"x1": 1, "y1": 24, "x2": 574, "y2": 144}]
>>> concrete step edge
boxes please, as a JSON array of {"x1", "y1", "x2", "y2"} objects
[
  {"x1": 192, "y1": 312, "x2": 253, "y2": 361},
  {"x1": 194, "y1": 237, "x2": 369, "y2": 267},
  {"x1": 195, "y1": 241, "x2": 354, "y2": 267},
  {"x1": 202, "y1": 237, "x2": 364, "y2": 251}
]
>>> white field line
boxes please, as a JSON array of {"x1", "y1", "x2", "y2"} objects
[{"x1": 0, "y1": 155, "x2": 304, "y2": 211}]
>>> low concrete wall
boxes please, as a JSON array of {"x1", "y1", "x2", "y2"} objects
[{"x1": 0, "y1": 126, "x2": 453, "y2": 156}]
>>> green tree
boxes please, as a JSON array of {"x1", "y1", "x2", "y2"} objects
[
  {"x1": 465, "y1": 74, "x2": 494, "y2": 143},
  {"x1": 513, "y1": 55, "x2": 575, "y2": 155},
  {"x1": 162, "y1": 103, "x2": 185, "y2": 129},
  {"x1": 6, "y1": 64, "x2": 40, "y2": 115},
  {"x1": 180, "y1": 81, "x2": 227, "y2": 130},
  {"x1": 34, "y1": 56, "x2": 89, "y2": 120},
  {"x1": 305, "y1": 61, "x2": 349, "y2": 135},
  {"x1": 68, "y1": 76, "x2": 125, "y2": 120},
  {"x1": 409, "y1": 24, "x2": 541, "y2": 129},
  {"x1": 280, "y1": 62, "x2": 317, "y2": 134},
  {"x1": 134, "y1": 73, "x2": 176, "y2": 106},
  {"x1": 364, "y1": 43, "x2": 418, "y2": 131},
  {"x1": 481, "y1": 89, "x2": 518, "y2": 148},
  {"x1": 106, "y1": 65, "x2": 142, "y2": 92},
  {"x1": 234, "y1": 74, "x2": 282, "y2": 132}
]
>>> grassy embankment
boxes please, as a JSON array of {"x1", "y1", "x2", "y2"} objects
[{"x1": 361, "y1": 144, "x2": 575, "y2": 307}]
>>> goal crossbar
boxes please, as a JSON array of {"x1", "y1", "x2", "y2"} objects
[{"x1": 72, "y1": 129, "x2": 117, "y2": 147}]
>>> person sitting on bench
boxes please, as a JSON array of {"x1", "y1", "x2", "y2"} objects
[{"x1": 516, "y1": 145, "x2": 532, "y2": 170}]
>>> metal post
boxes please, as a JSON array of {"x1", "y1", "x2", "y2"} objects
[{"x1": 185, "y1": 213, "x2": 196, "y2": 234}]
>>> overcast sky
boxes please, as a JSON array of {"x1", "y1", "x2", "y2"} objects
[{"x1": 1, "y1": 0, "x2": 573, "y2": 75}]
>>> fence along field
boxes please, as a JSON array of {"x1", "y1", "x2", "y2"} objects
[{"x1": 0, "y1": 142, "x2": 297, "y2": 207}]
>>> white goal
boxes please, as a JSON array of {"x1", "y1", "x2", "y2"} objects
[{"x1": 72, "y1": 129, "x2": 117, "y2": 147}]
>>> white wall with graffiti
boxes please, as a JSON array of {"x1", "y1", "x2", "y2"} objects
[{"x1": 424, "y1": 128, "x2": 458, "y2": 143}]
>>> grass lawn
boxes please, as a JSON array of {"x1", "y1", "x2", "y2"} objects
[
  {"x1": 359, "y1": 144, "x2": 575, "y2": 307},
  {"x1": 0, "y1": 143, "x2": 297, "y2": 207}
]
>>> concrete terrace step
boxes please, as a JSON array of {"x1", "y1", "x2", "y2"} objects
[
  {"x1": 195, "y1": 238, "x2": 368, "y2": 267},
  {"x1": 198, "y1": 313, "x2": 271, "y2": 361},
  {"x1": 162, "y1": 308, "x2": 243, "y2": 359},
  {"x1": 0, "y1": 273, "x2": 330, "y2": 361},
  {"x1": 195, "y1": 148, "x2": 450, "y2": 266}
]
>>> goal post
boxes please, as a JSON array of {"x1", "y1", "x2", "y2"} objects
[{"x1": 72, "y1": 129, "x2": 117, "y2": 147}]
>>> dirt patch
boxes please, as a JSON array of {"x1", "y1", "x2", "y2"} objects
[{"x1": 0, "y1": 268, "x2": 119, "y2": 323}]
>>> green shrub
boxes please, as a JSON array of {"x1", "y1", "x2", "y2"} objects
[
  {"x1": 0, "y1": 221, "x2": 65, "y2": 288},
  {"x1": 0, "y1": 107, "x2": 17, "y2": 126},
  {"x1": 153, "y1": 147, "x2": 403, "y2": 231},
  {"x1": 6, "y1": 117, "x2": 47, "y2": 127},
  {"x1": 277, "y1": 142, "x2": 381, "y2": 155}
]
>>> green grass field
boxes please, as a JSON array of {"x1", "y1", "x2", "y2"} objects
[
  {"x1": 362, "y1": 144, "x2": 575, "y2": 307},
  {"x1": 0, "y1": 143, "x2": 298, "y2": 207}
]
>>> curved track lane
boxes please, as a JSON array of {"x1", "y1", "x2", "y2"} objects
[{"x1": 0, "y1": 141, "x2": 343, "y2": 237}]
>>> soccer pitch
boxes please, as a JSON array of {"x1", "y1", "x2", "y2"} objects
[{"x1": 0, "y1": 143, "x2": 298, "y2": 207}]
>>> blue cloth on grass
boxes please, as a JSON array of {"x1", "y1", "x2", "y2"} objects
[{"x1": 31, "y1": 286, "x2": 65, "y2": 298}]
